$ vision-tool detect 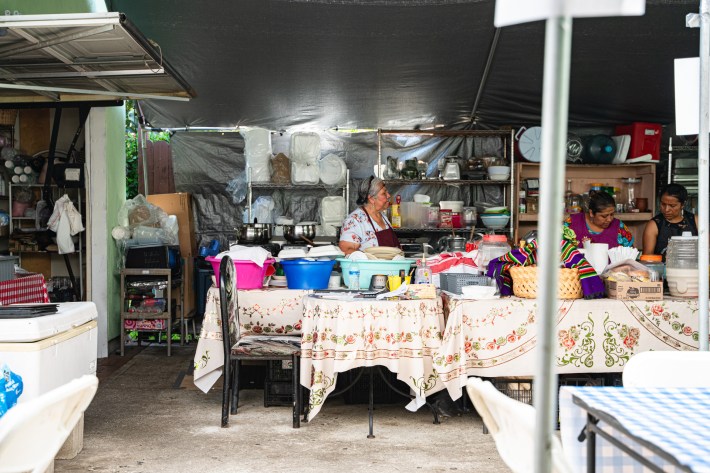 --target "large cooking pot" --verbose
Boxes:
[282,223,317,244]
[437,235,467,253]
[236,221,272,244]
